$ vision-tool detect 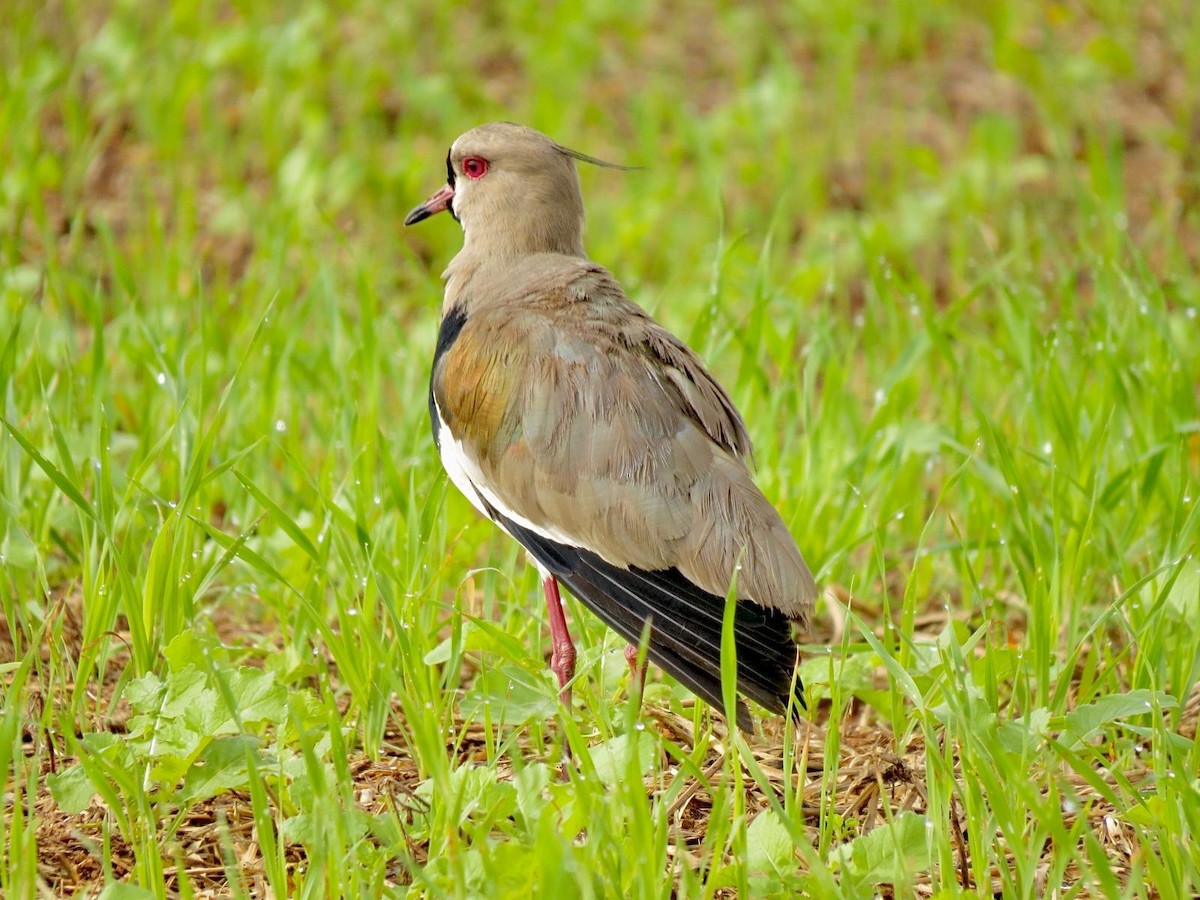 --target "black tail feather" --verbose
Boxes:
[497,515,804,731]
